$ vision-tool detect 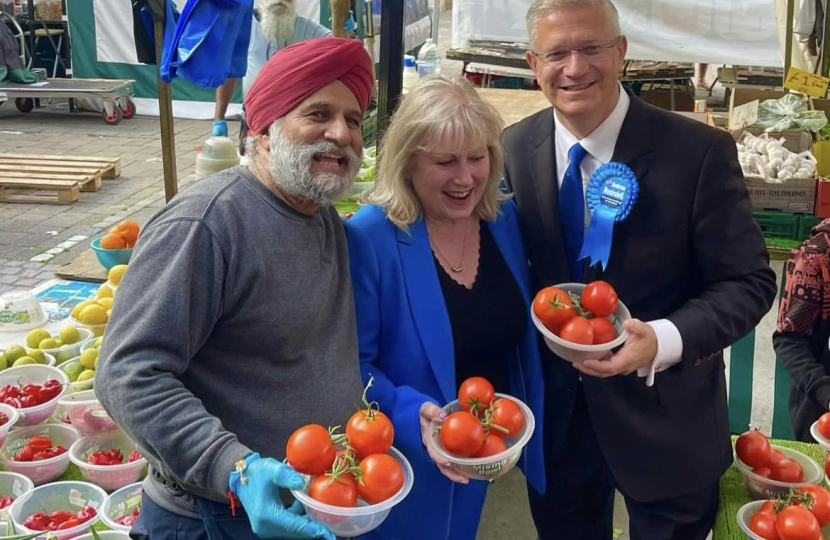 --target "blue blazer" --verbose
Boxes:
[345,200,546,540]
